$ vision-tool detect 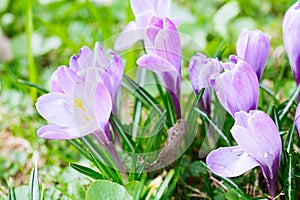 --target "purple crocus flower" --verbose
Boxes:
[207,110,282,197]
[211,55,259,118]
[283,1,300,85]
[36,42,124,168]
[236,28,270,81]
[188,53,222,115]
[294,103,300,140]
[114,0,179,51]
[137,16,182,119]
